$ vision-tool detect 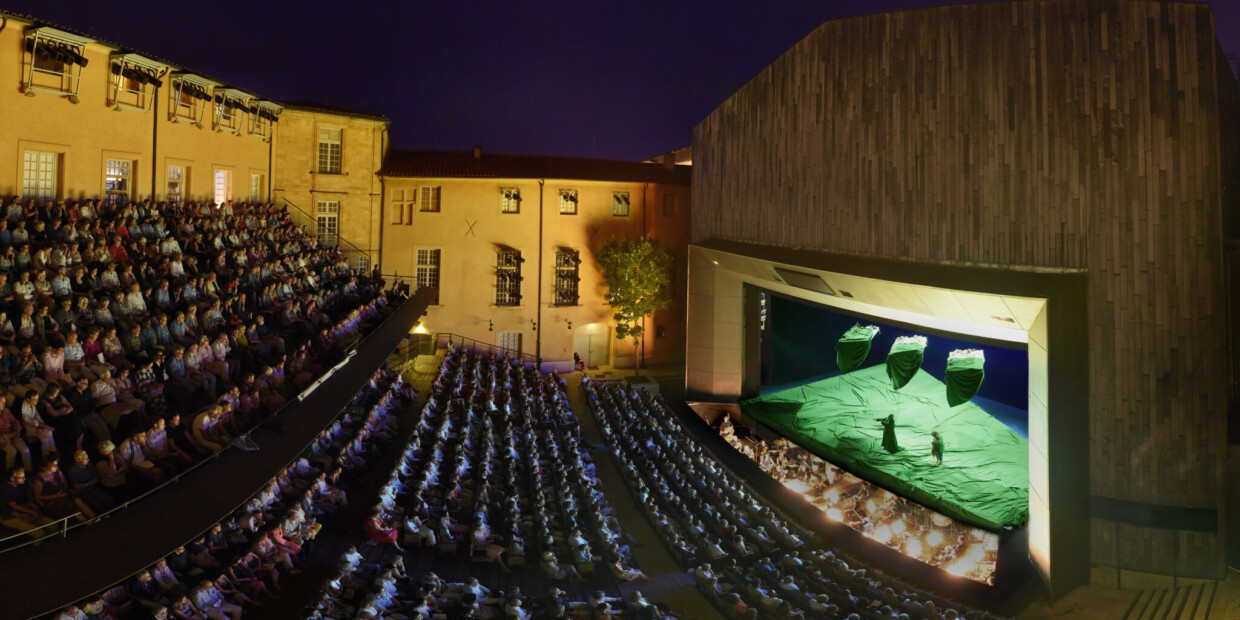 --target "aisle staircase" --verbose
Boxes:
[1121,582,1217,620]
